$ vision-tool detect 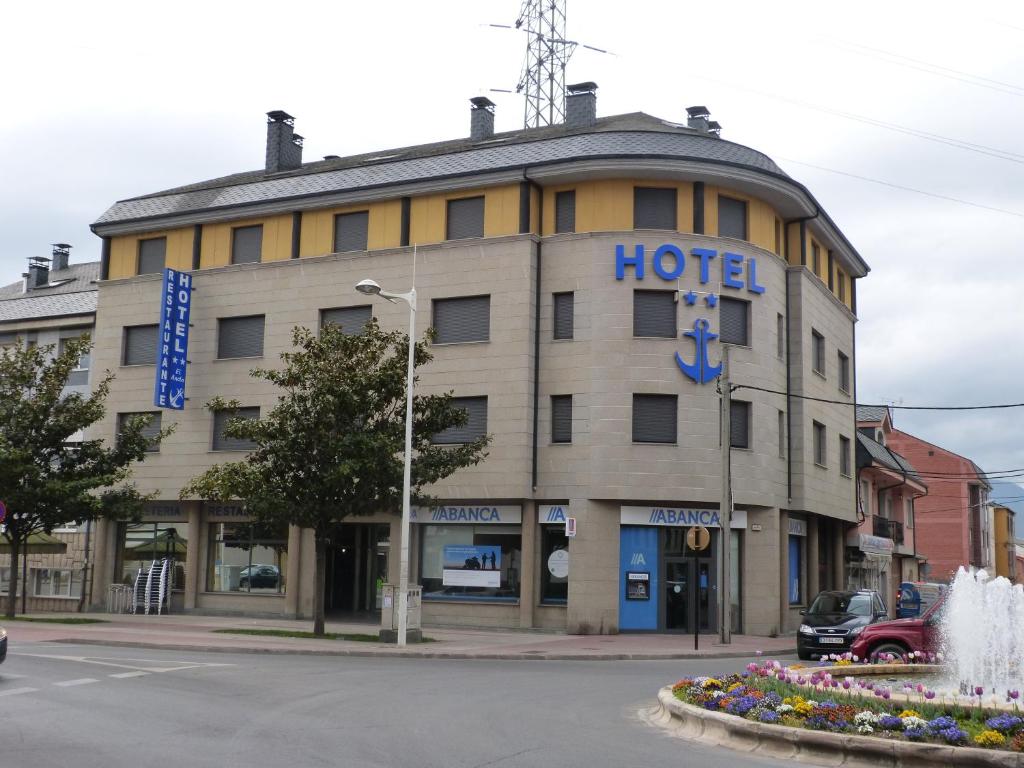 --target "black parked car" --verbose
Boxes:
[0,626,7,665]
[797,590,888,660]
[238,565,280,590]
